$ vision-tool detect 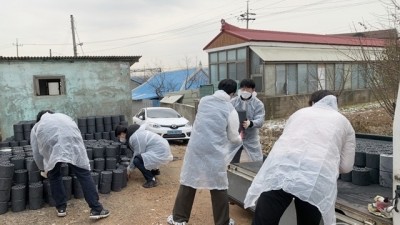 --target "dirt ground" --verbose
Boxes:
[0,103,393,225]
[0,142,253,225]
